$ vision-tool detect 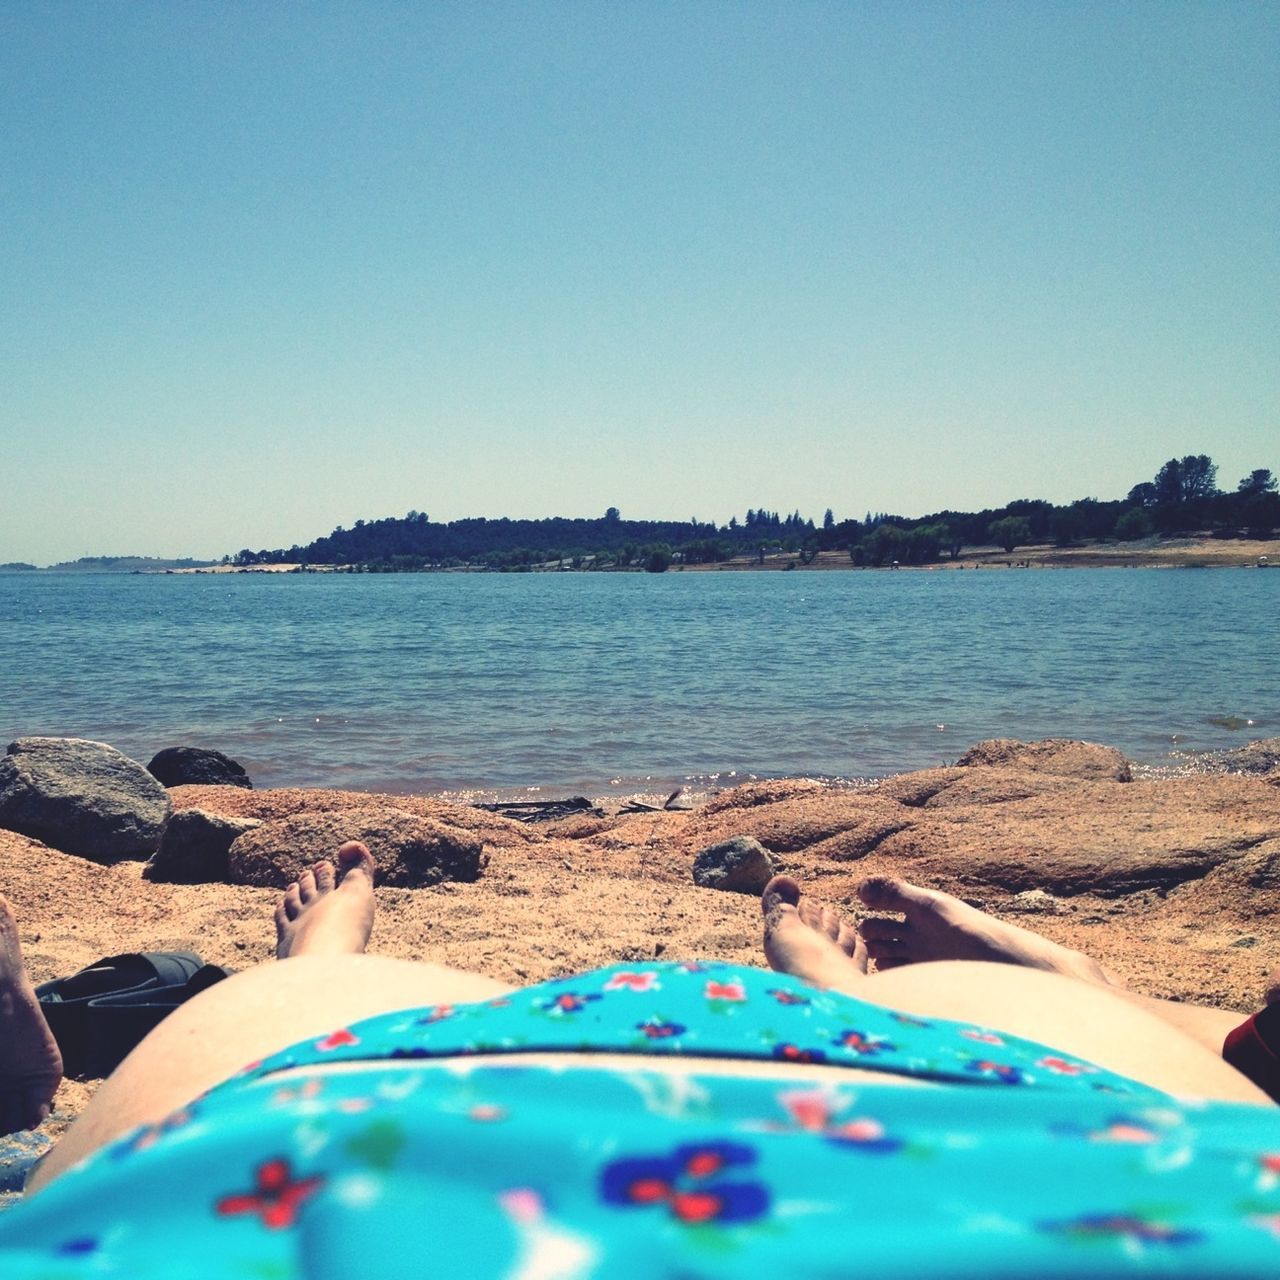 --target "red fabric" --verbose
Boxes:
[1223,1005,1280,1102]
